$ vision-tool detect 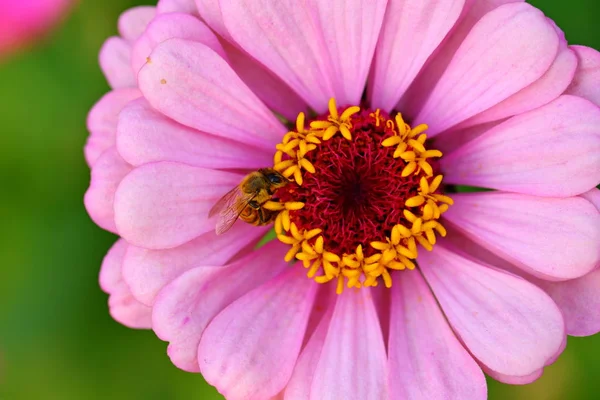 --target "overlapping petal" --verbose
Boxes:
[157,0,198,15]
[458,44,577,128]
[388,270,486,400]
[122,223,267,306]
[138,38,285,150]
[198,267,317,400]
[567,45,600,106]
[220,41,308,121]
[130,12,226,77]
[99,239,152,329]
[370,0,465,112]
[443,229,600,338]
[441,95,600,197]
[84,148,132,234]
[117,98,272,169]
[483,367,544,385]
[219,0,337,111]
[414,3,559,136]
[537,270,600,337]
[444,192,600,280]
[582,188,600,211]
[118,6,156,43]
[152,242,288,372]
[419,242,565,377]
[99,37,136,89]
[113,162,242,249]
[311,0,387,106]
[131,10,307,120]
[310,289,388,400]
[85,88,141,167]
[195,0,230,39]
[398,0,526,116]
[285,307,333,400]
